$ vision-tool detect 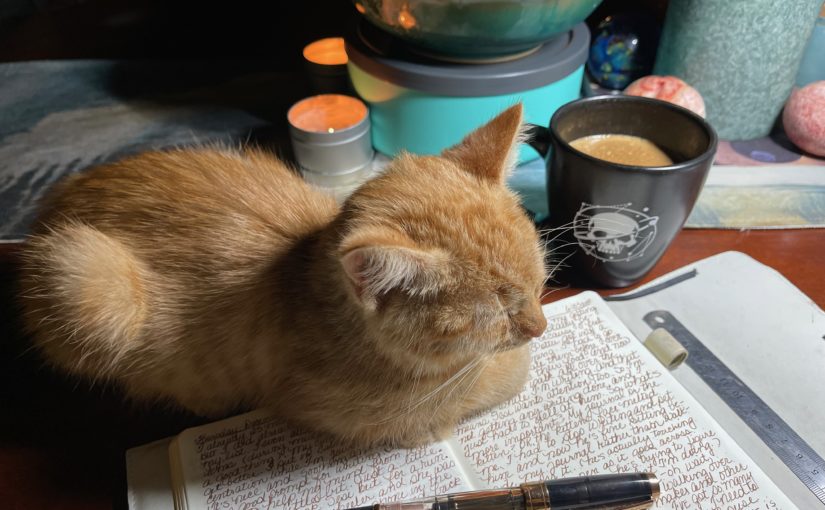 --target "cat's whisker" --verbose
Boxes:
[541,250,579,289]
[542,230,576,247]
[465,359,491,407]
[542,248,580,268]
[428,356,488,427]
[543,239,581,253]
[368,357,484,425]
[542,284,572,297]
[538,225,578,239]
[540,220,592,243]
[542,260,571,290]
[548,247,577,269]
[543,251,579,272]
[437,356,484,403]
[411,357,481,403]
[425,357,487,427]
[536,219,580,235]
[539,220,588,237]
[406,363,426,414]
[543,244,577,268]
